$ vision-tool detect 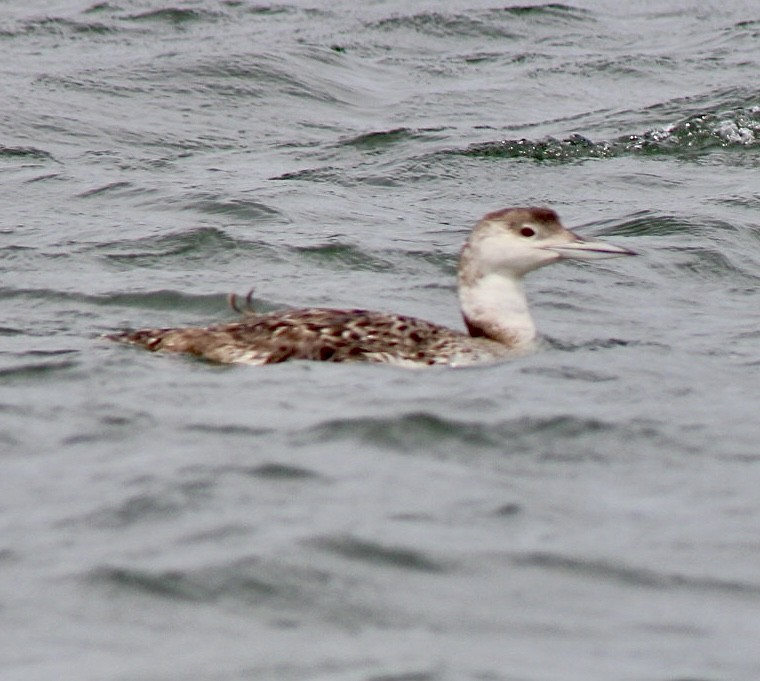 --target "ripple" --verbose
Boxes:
[292,241,396,272]
[74,470,215,530]
[494,4,590,21]
[89,557,331,606]
[0,358,78,382]
[669,246,760,282]
[310,535,448,573]
[520,365,617,382]
[91,227,281,268]
[369,673,437,681]
[0,144,56,160]
[76,180,135,198]
[180,194,284,222]
[243,463,321,481]
[338,127,445,151]
[300,412,618,455]
[185,423,274,437]
[370,12,520,40]
[0,285,278,319]
[89,493,185,529]
[598,211,693,238]
[366,5,588,41]
[124,8,222,25]
[514,551,760,596]
[269,166,345,183]
[0,16,115,38]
